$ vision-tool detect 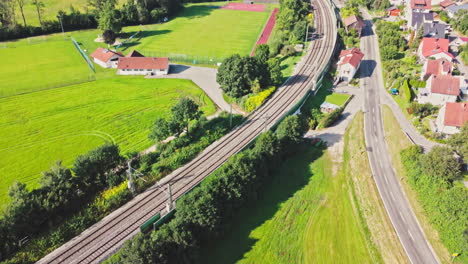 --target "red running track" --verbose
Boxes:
[250,8,279,56]
[220,3,267,12]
